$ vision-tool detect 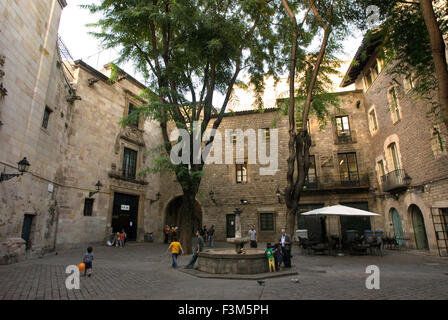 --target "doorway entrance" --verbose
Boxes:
[165,196,202,236]
[21,214,34,250]
[226,214,235,238]
[390,208,404,245]
[410,204,429,250]
[112,193,139,241]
